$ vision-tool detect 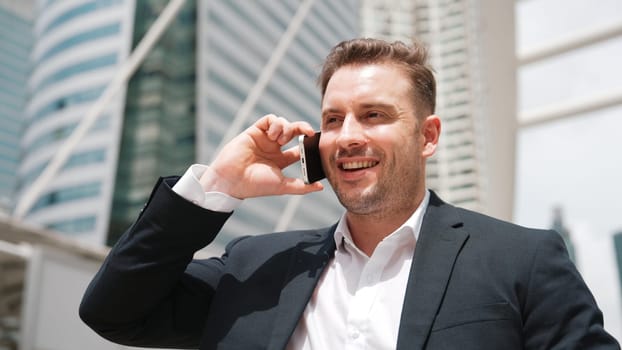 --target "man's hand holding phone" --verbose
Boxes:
[200,114,324,199]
